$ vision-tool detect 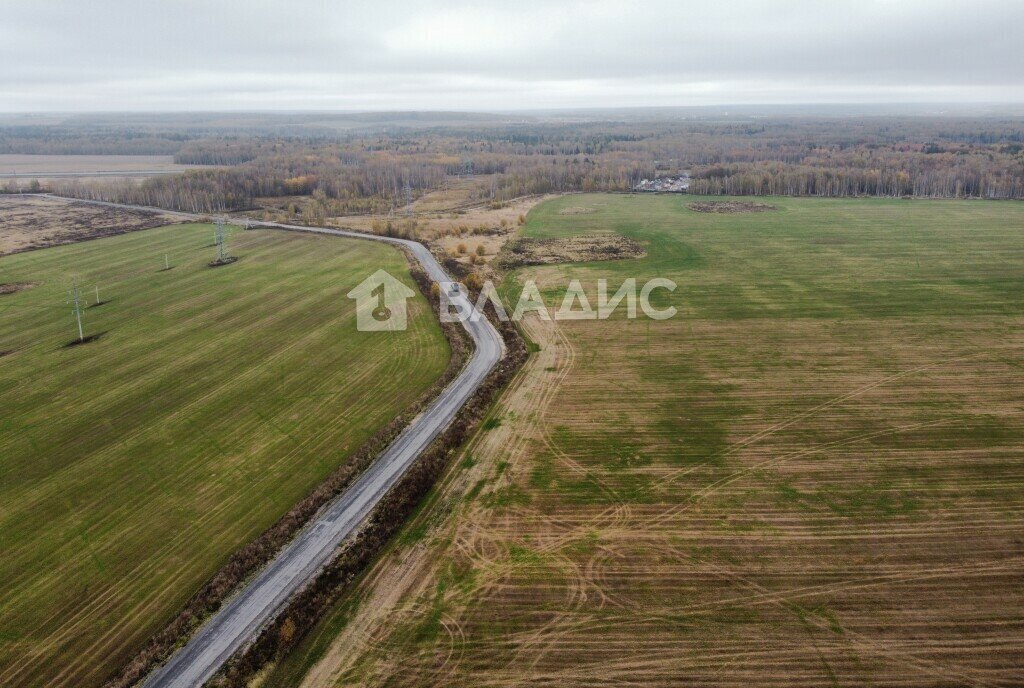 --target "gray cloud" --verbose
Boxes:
[0,0,1022,111]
